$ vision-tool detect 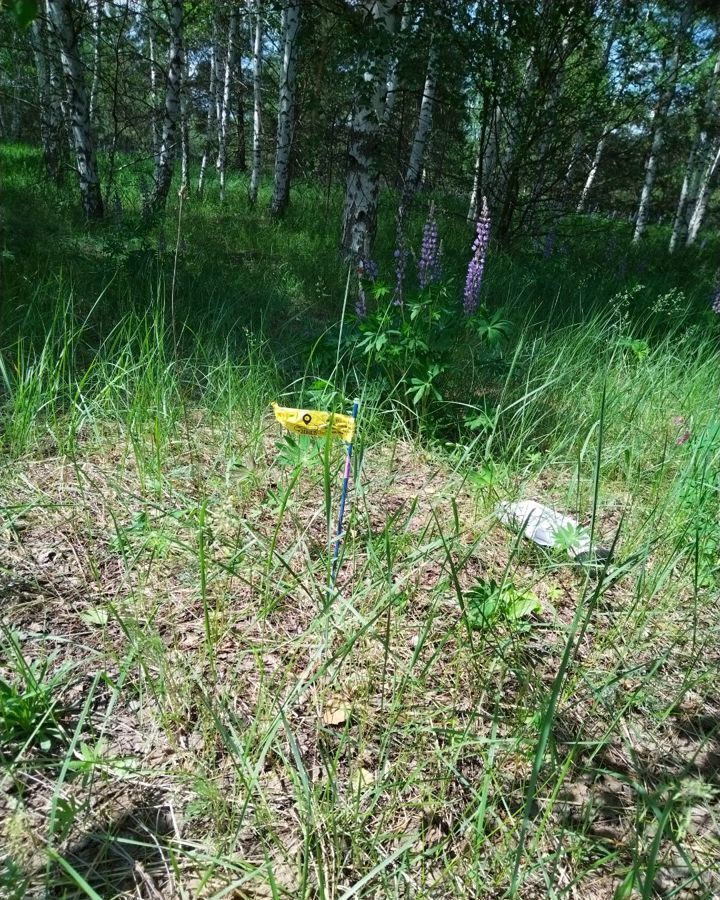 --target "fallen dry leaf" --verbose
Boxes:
[322,700,352,726]
[350,767,375,792]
